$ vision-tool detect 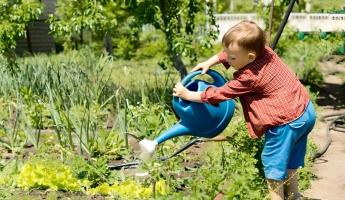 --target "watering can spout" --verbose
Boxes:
[139,123,190,155]
[155,123,191,144]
